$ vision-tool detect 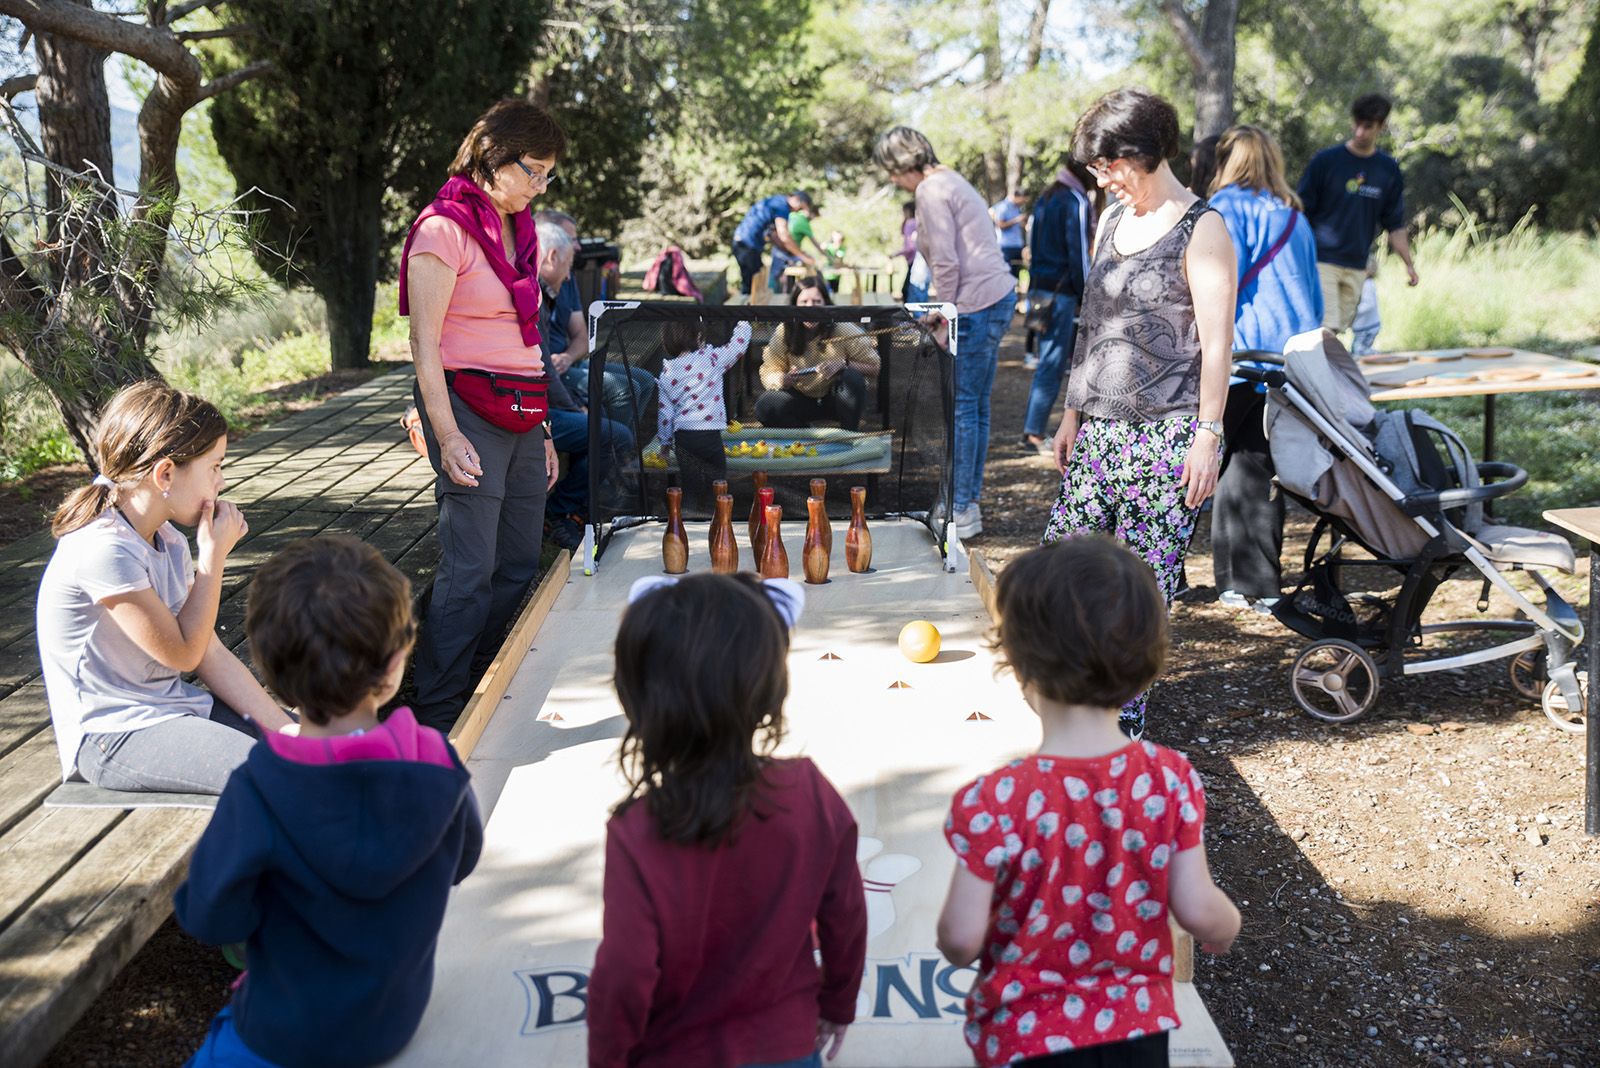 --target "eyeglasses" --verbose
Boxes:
[513,159,556,189]
[1087,159,1115,181]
